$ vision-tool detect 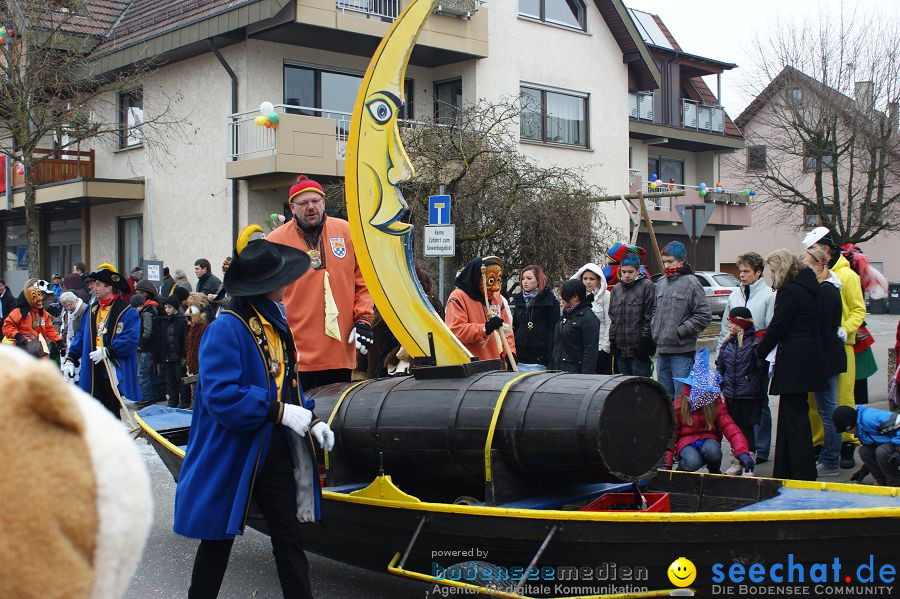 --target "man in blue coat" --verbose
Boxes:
[833,405,899,486]
[174,225,333,599]
[62,266,140,419]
